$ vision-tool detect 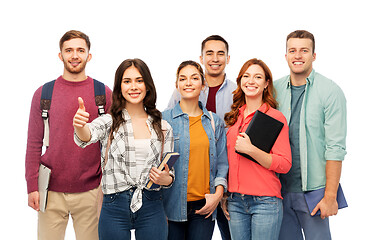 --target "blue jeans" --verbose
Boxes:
[98,188,168,240]
[227,193,283,240]
[279,192,331,240]
[216,204,232,240]
[168,199,215,240]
